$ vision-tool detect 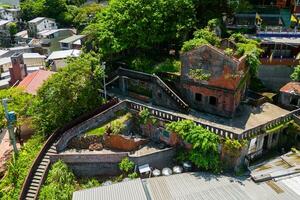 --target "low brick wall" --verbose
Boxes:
[56,101,127,152]
[104,135,148,151]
